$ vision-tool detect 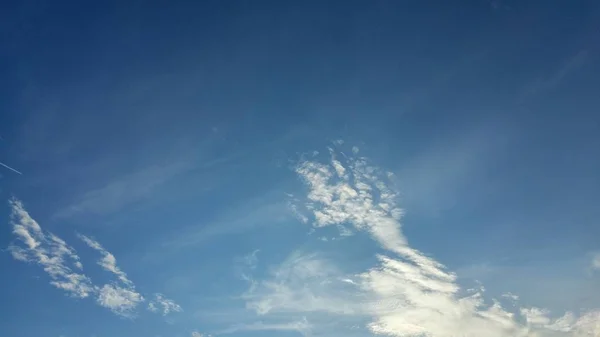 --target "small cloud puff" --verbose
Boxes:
[148,293,182,316]
[78,234,134,287]
[96,284,144,317]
